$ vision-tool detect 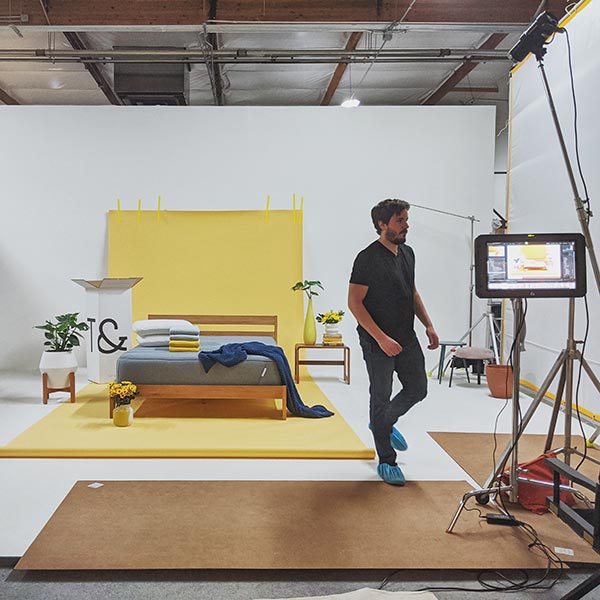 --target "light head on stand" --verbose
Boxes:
[509,12,563,62]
